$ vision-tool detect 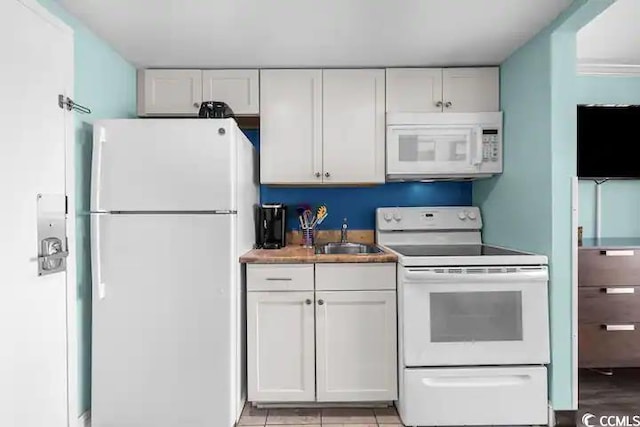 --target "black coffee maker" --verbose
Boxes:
[255,204,287,249]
